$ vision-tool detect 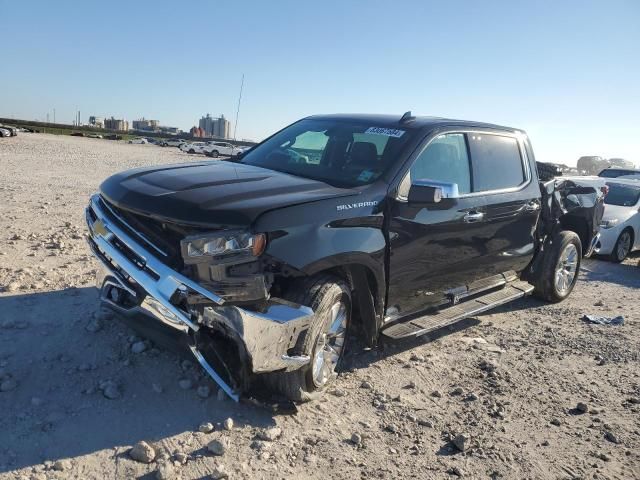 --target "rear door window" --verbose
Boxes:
[468,134,525,192]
